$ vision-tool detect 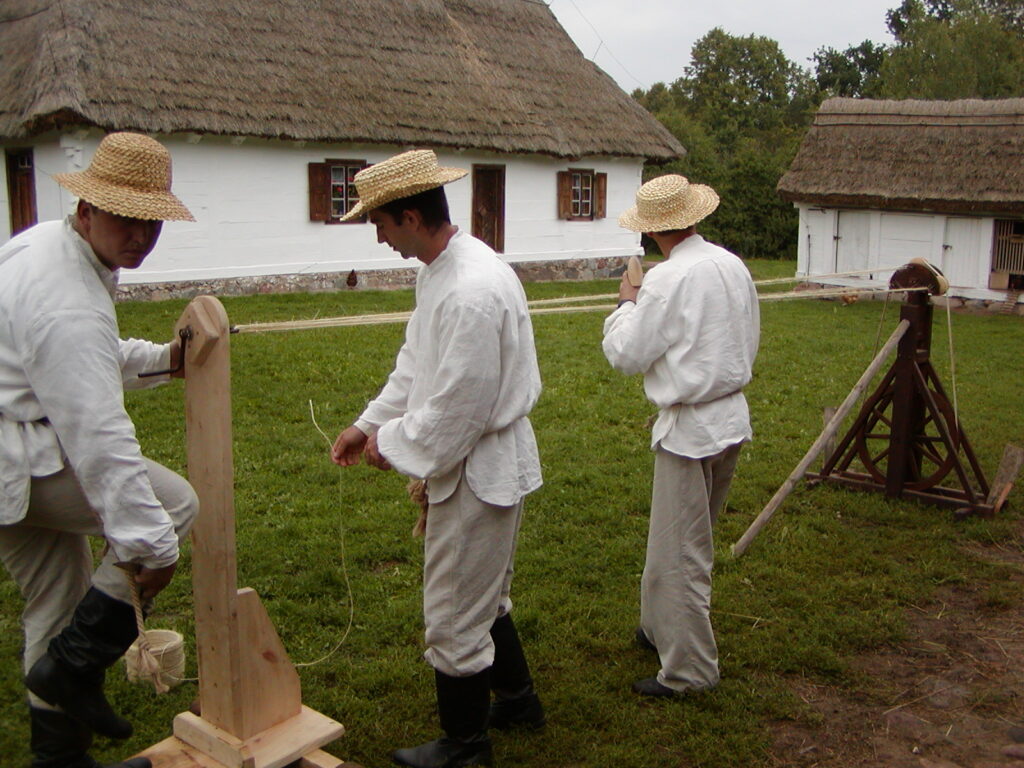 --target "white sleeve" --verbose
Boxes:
[23,309,178,567]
